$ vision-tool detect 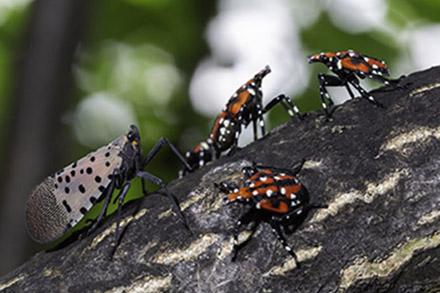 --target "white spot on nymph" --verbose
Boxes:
[250,183,255,188]
[337,60,342,70]
[223,119,230,127]
[364,57,370,62]
[260,176,268,181]
[280,173,286,176]
[259,120,265,127]
[290,194,296,199]
[256,202,261,209]
[248,88,256,95]
[199,160,204,167]
[280,187,286,195]
[252,190,259,196]
[372,64,378,69]
[220,127,227,135]
[285,246,291,251]
[200,142,209,150]
[233,188,239,193]
[266,190,273,197]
